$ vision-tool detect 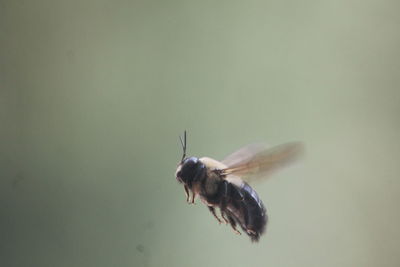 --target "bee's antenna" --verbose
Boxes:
[179,130,187,162]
